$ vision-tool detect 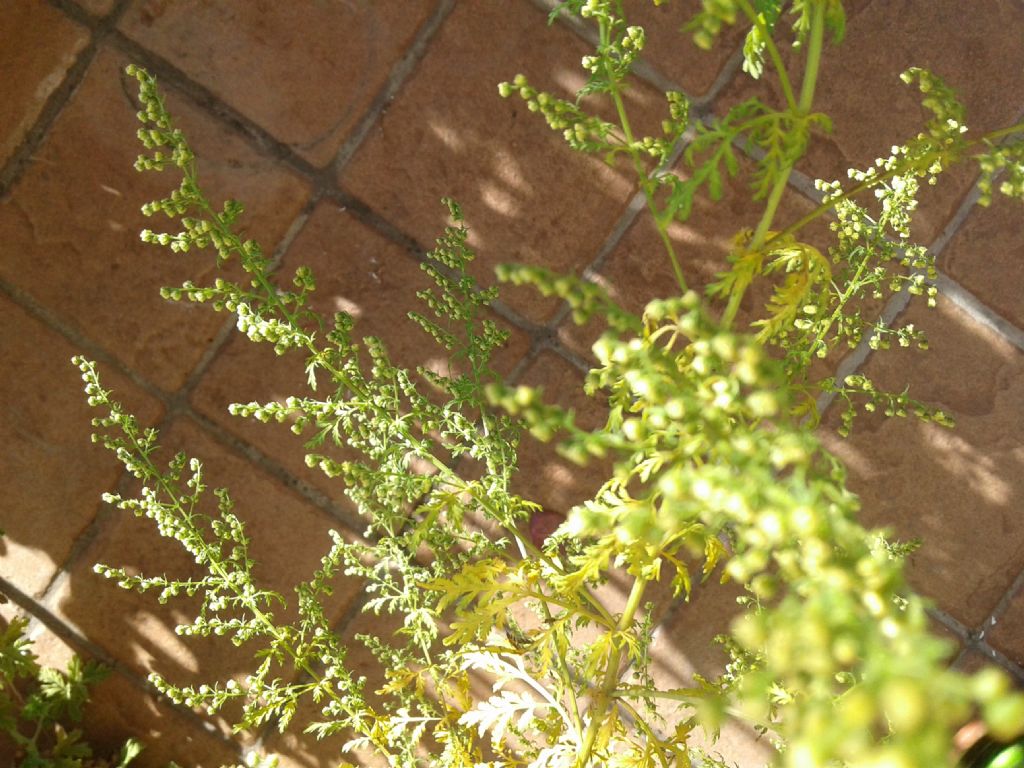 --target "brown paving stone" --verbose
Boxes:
[50,418,364,732]
[646,577,746,694]
[191,199,531,502]
[0,603,26,628]
[547,0,745,99]
[0,48,311,392]
[929,615,966,661]
[341,0,665,325]
[942,194,1024,330]
[0,296,162,600]
[510,351,681,629]
[119,0,438,168]
[820,299,1024,628]
[0,1,88,168]
[718,0,1024,244]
